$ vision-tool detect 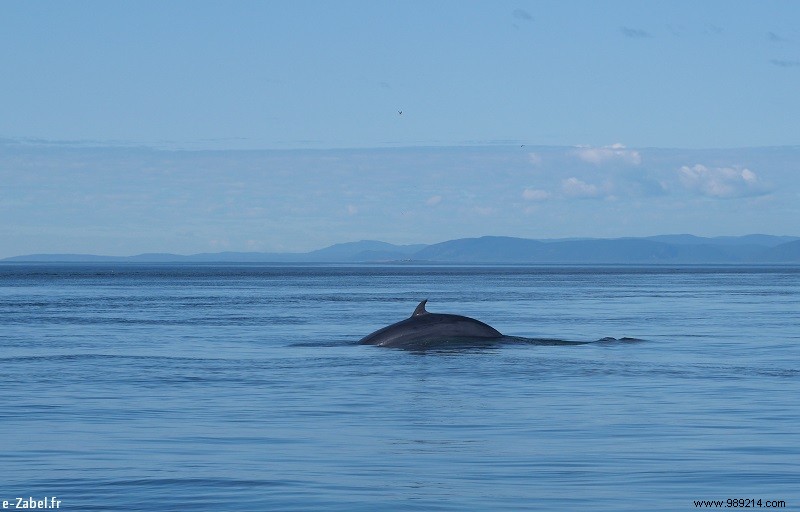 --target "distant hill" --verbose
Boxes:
[761,239,800,262]
[414,236,799,264]
[302,240,426,262]
[3,235,799,264]
[643,234,798,247]
[413,236,546,262]
[1,253,124,262]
